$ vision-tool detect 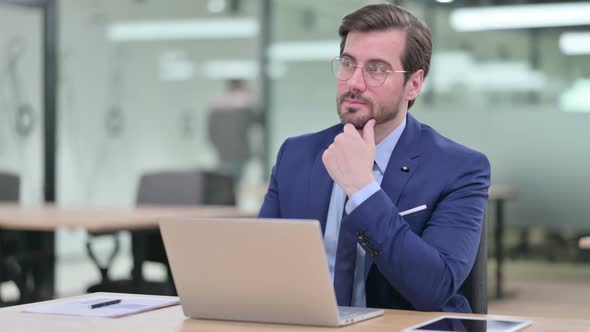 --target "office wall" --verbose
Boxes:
[416,111,590,230]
